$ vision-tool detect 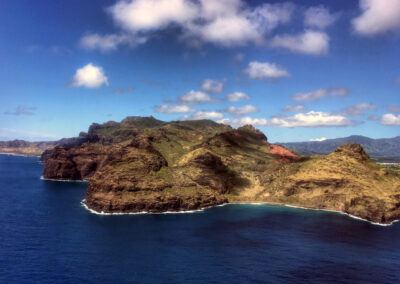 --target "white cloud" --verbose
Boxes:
[218,111,353,128]
[309,137,327,142]
[270,30,329,56]
[380,113,400,126]
[304,6,338,29]
[283,104,306,112]
[190,14,262,46]
[226,92,250,102]
[105,0,294,48]
[292,89,326,102]
[109,0,198,32]
[79,33,147,52]
[155,105,195,113]
[244,61,290,81]
[181,110,224,120]
[199,0,243,19]
[201,79,224,93]
[345,103,377,116]
[292,87,349,101]
[269,111,353,127]
[184,2,295,46]
[178,90,213,105]
[218,117,268,127]
[249,2,294,32]
[69,63,109,88]
[224,105,259,116]
[352,0,400,36]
